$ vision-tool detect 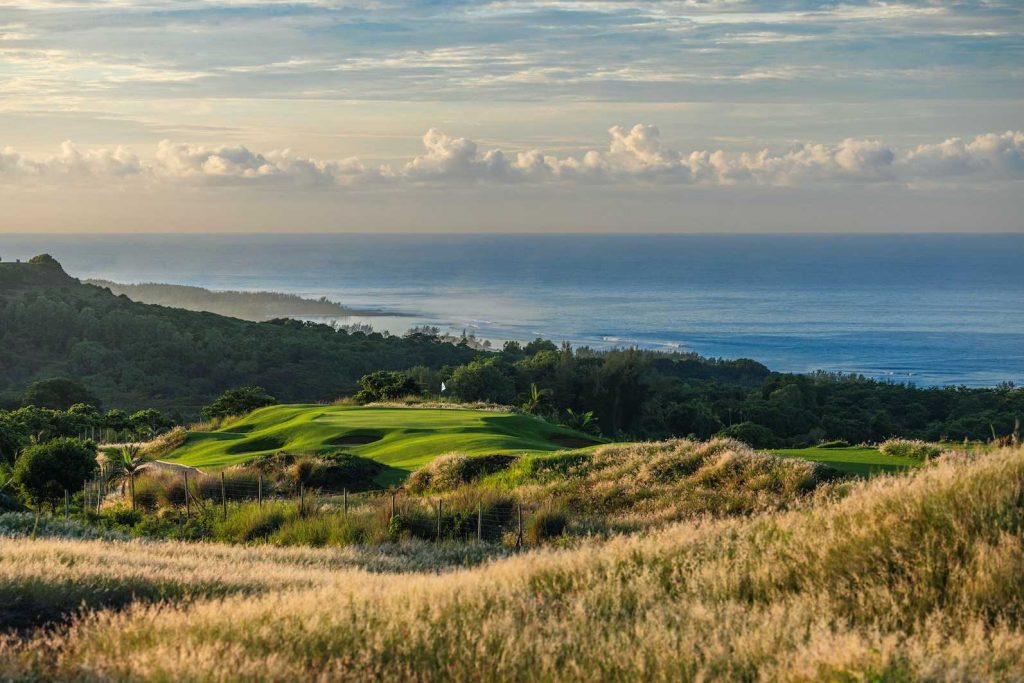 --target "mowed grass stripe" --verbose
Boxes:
[768,446,921,476]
